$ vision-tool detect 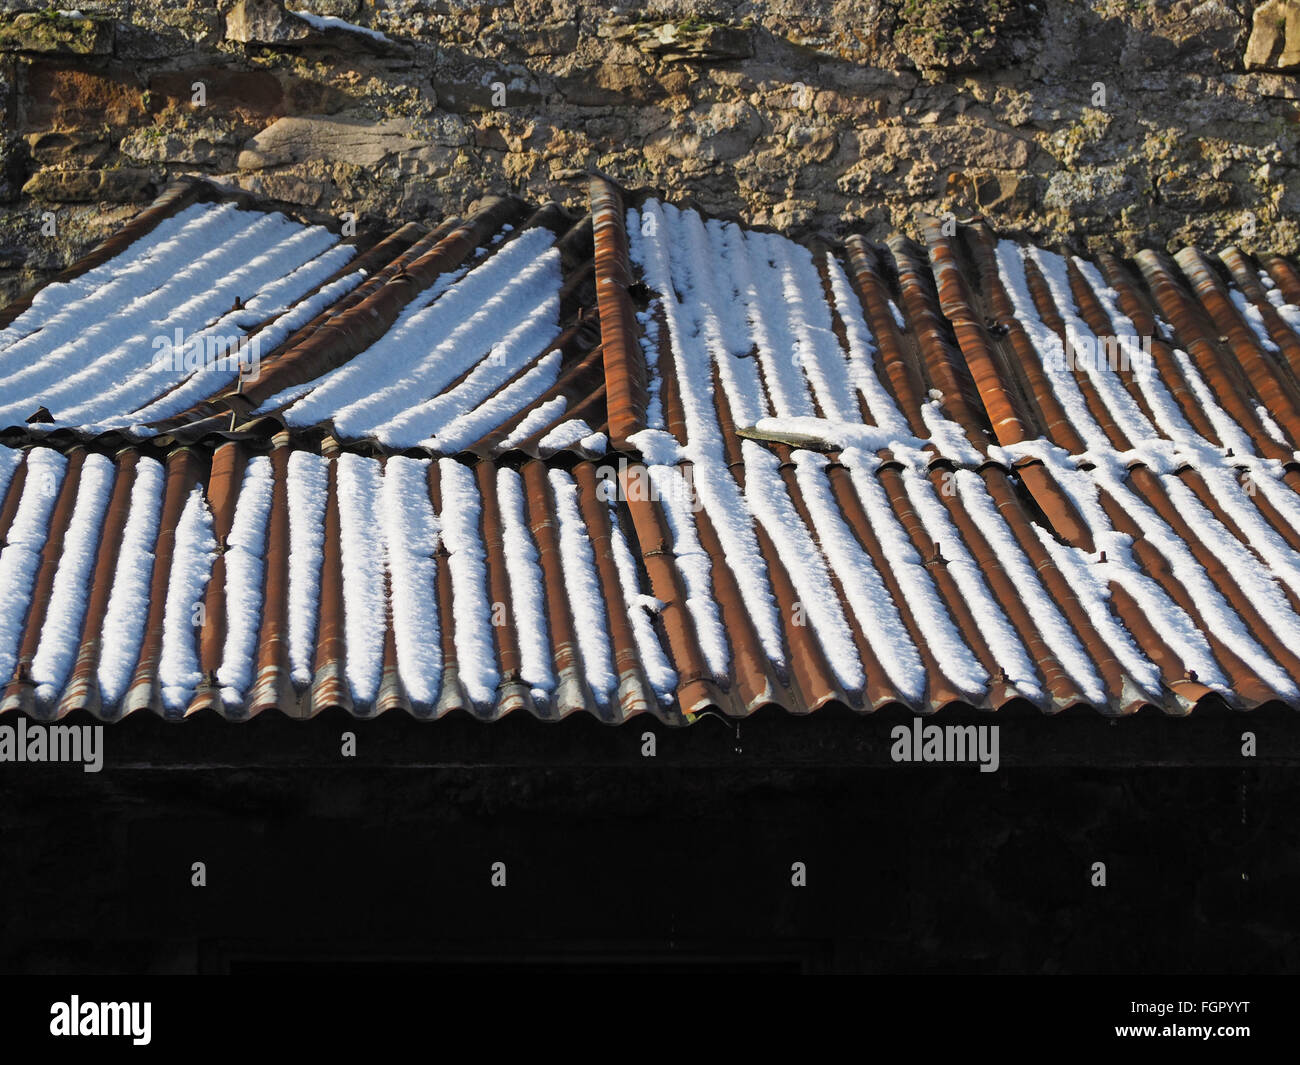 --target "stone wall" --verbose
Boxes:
[1,0,1298,301]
